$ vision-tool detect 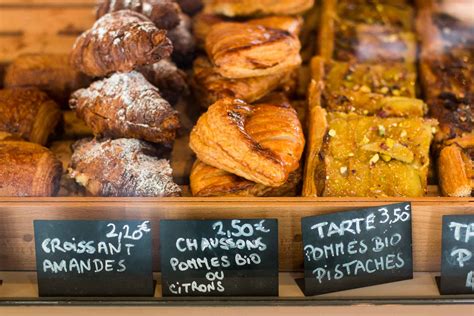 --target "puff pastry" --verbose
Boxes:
[69,138,181,197]
[71,10,173,77]
[303,107,437,197]
[205,22,301,79]
[190,159,301,197]
[192,56,294,107]
[190,97,305,187]
[69,71,180,144]
[4,53,90,106]
[139,59,189,105]
[96,0,182,30]
[203,0,314,17]
[0,141,62,197]
[0,88,61,145]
